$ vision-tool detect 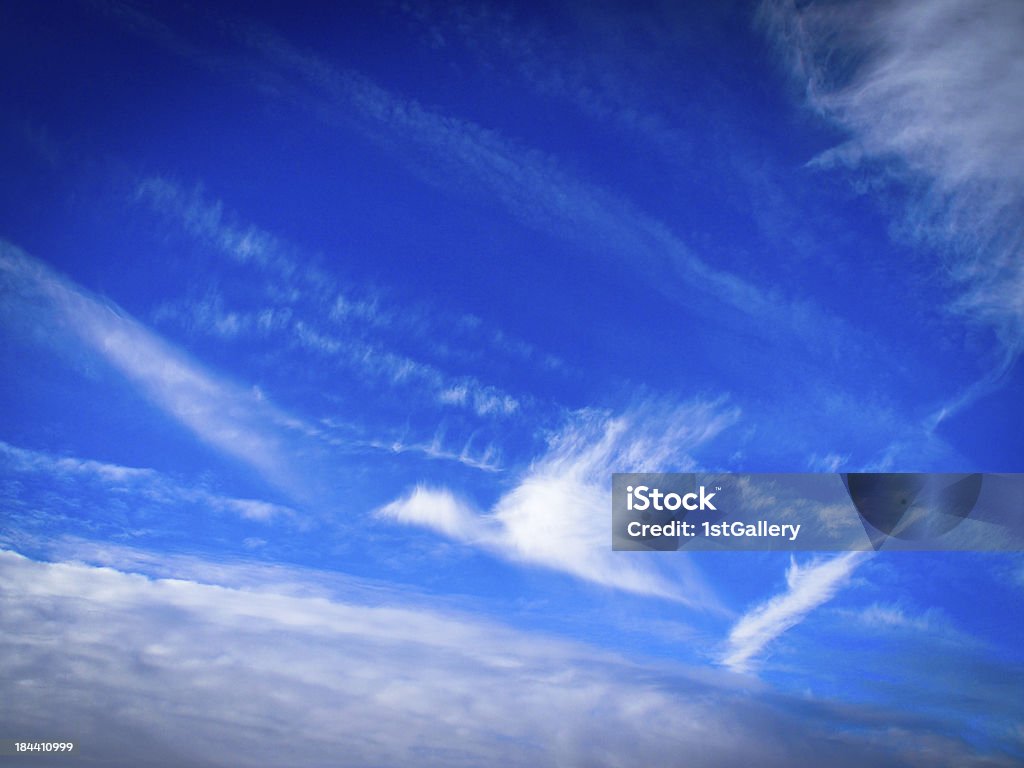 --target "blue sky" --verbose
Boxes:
[1,0,1022,765]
